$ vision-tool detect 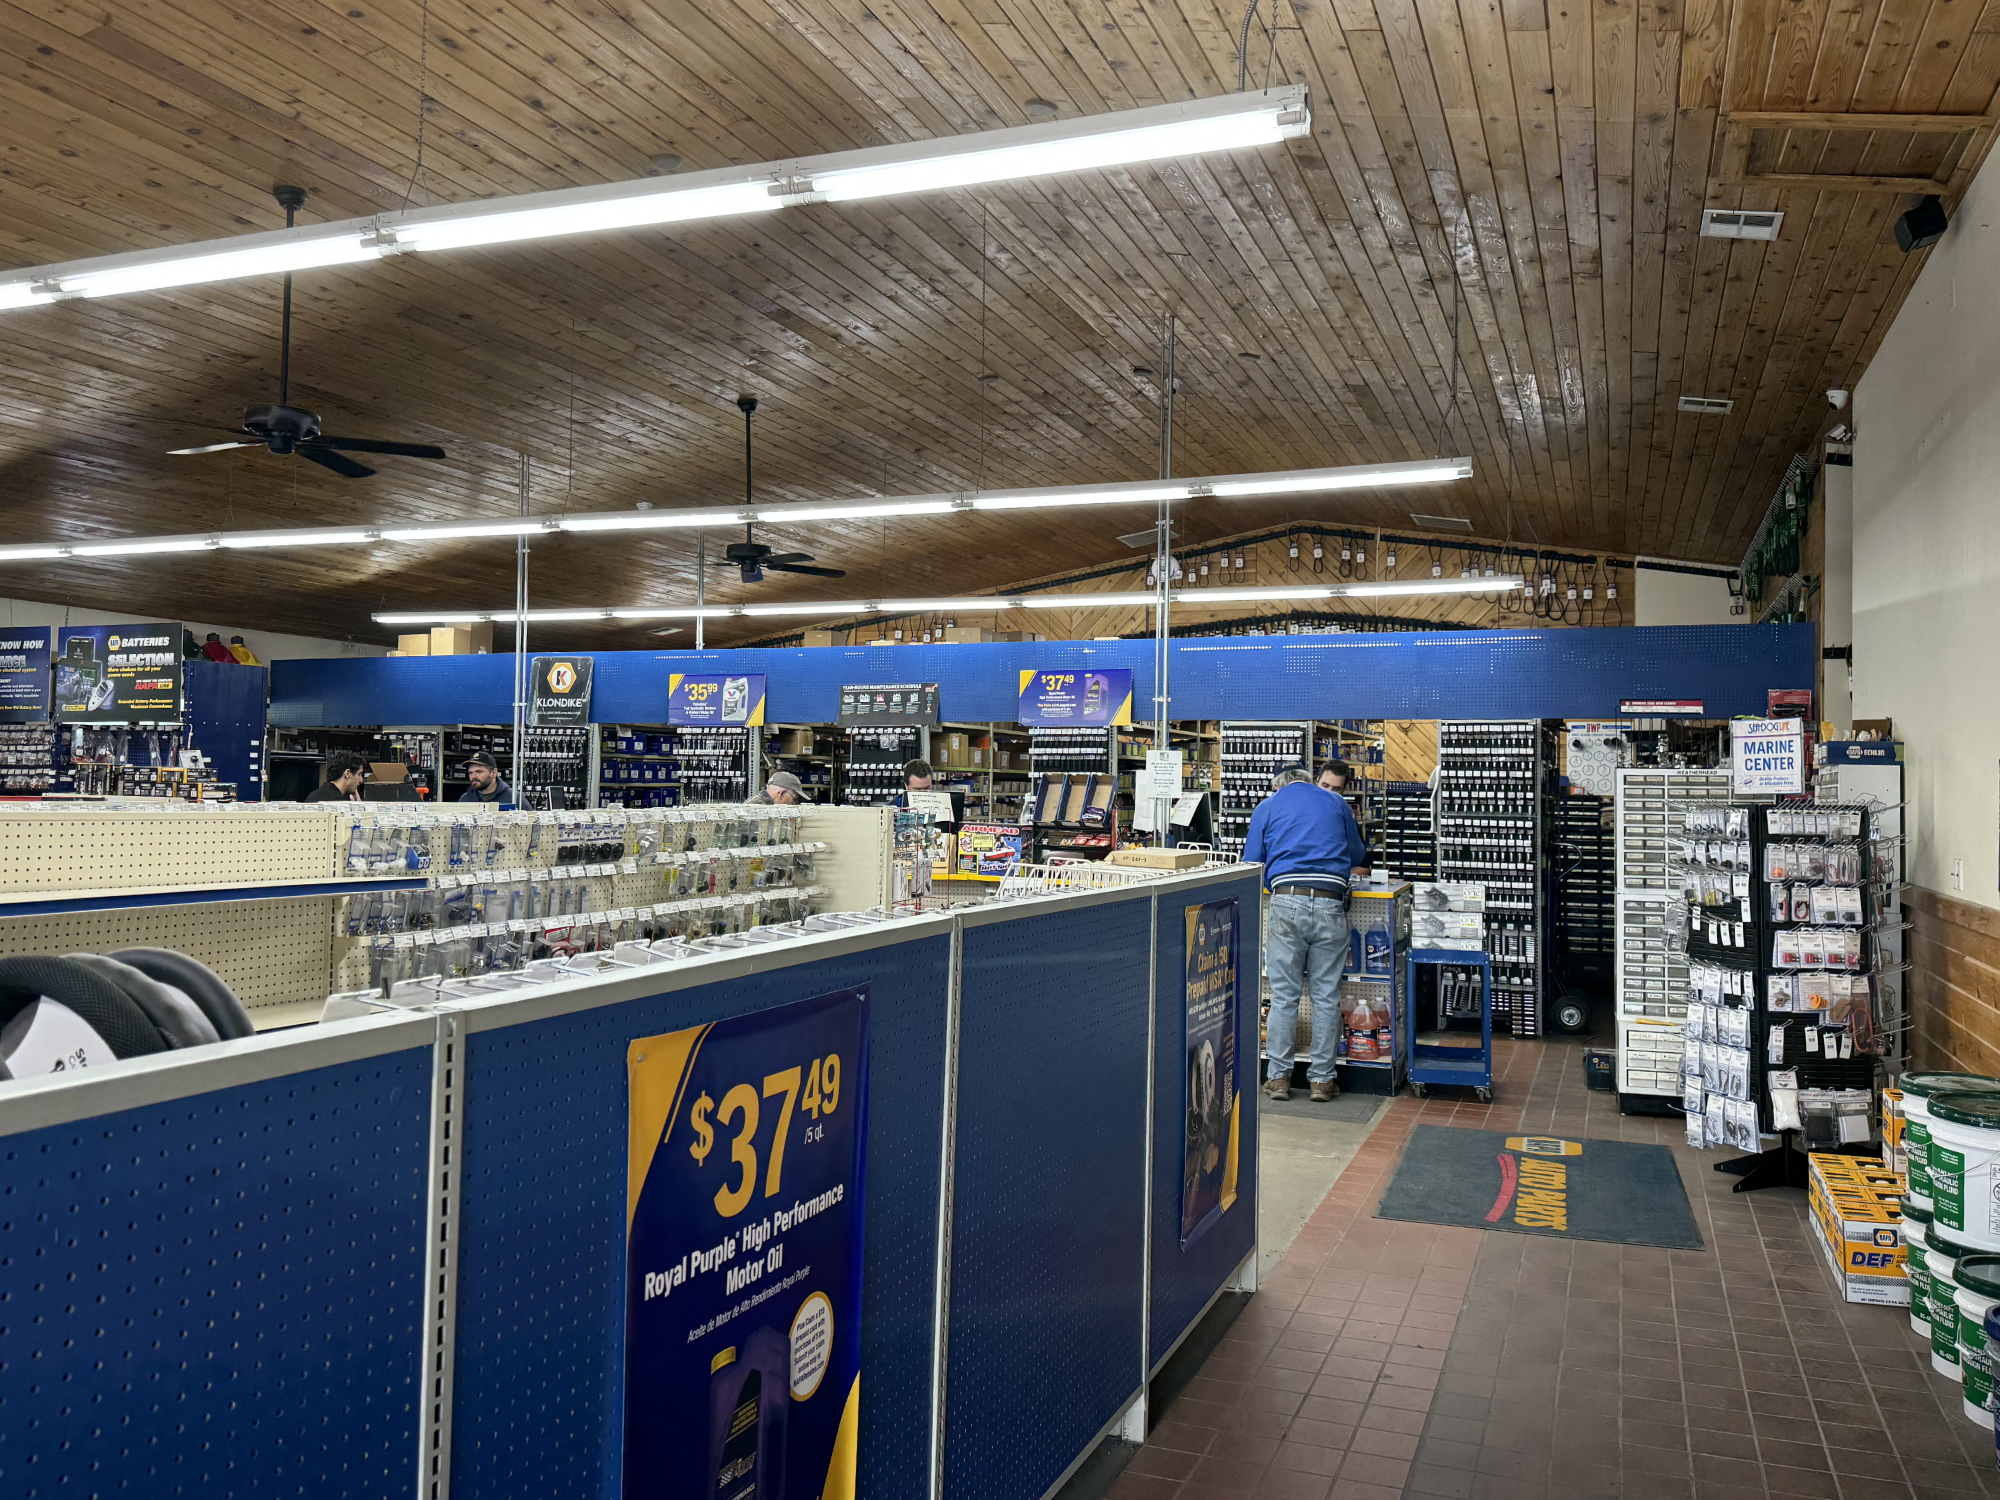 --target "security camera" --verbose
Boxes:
[1827,389,1849,410]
